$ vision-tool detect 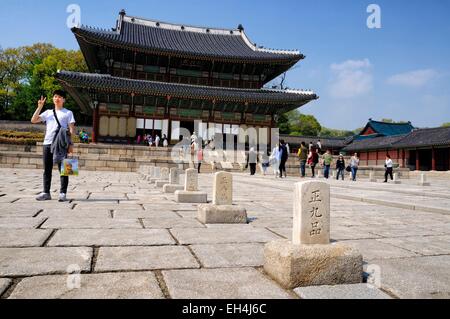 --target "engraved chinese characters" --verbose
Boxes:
[161,168,169,180]
[170,168,180,185]
[293,181,330,245]
[185,169,198,191]
[213,172,232,205]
